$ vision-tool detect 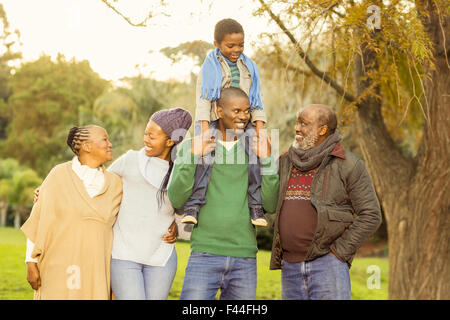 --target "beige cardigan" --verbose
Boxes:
[21,161,123,300]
